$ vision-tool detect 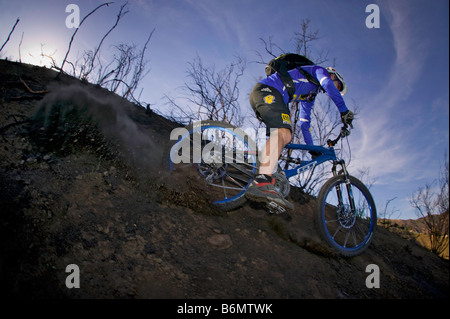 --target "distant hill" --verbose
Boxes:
[380,215,449,260]
[388,218,429,233]
[0,59,448,299]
